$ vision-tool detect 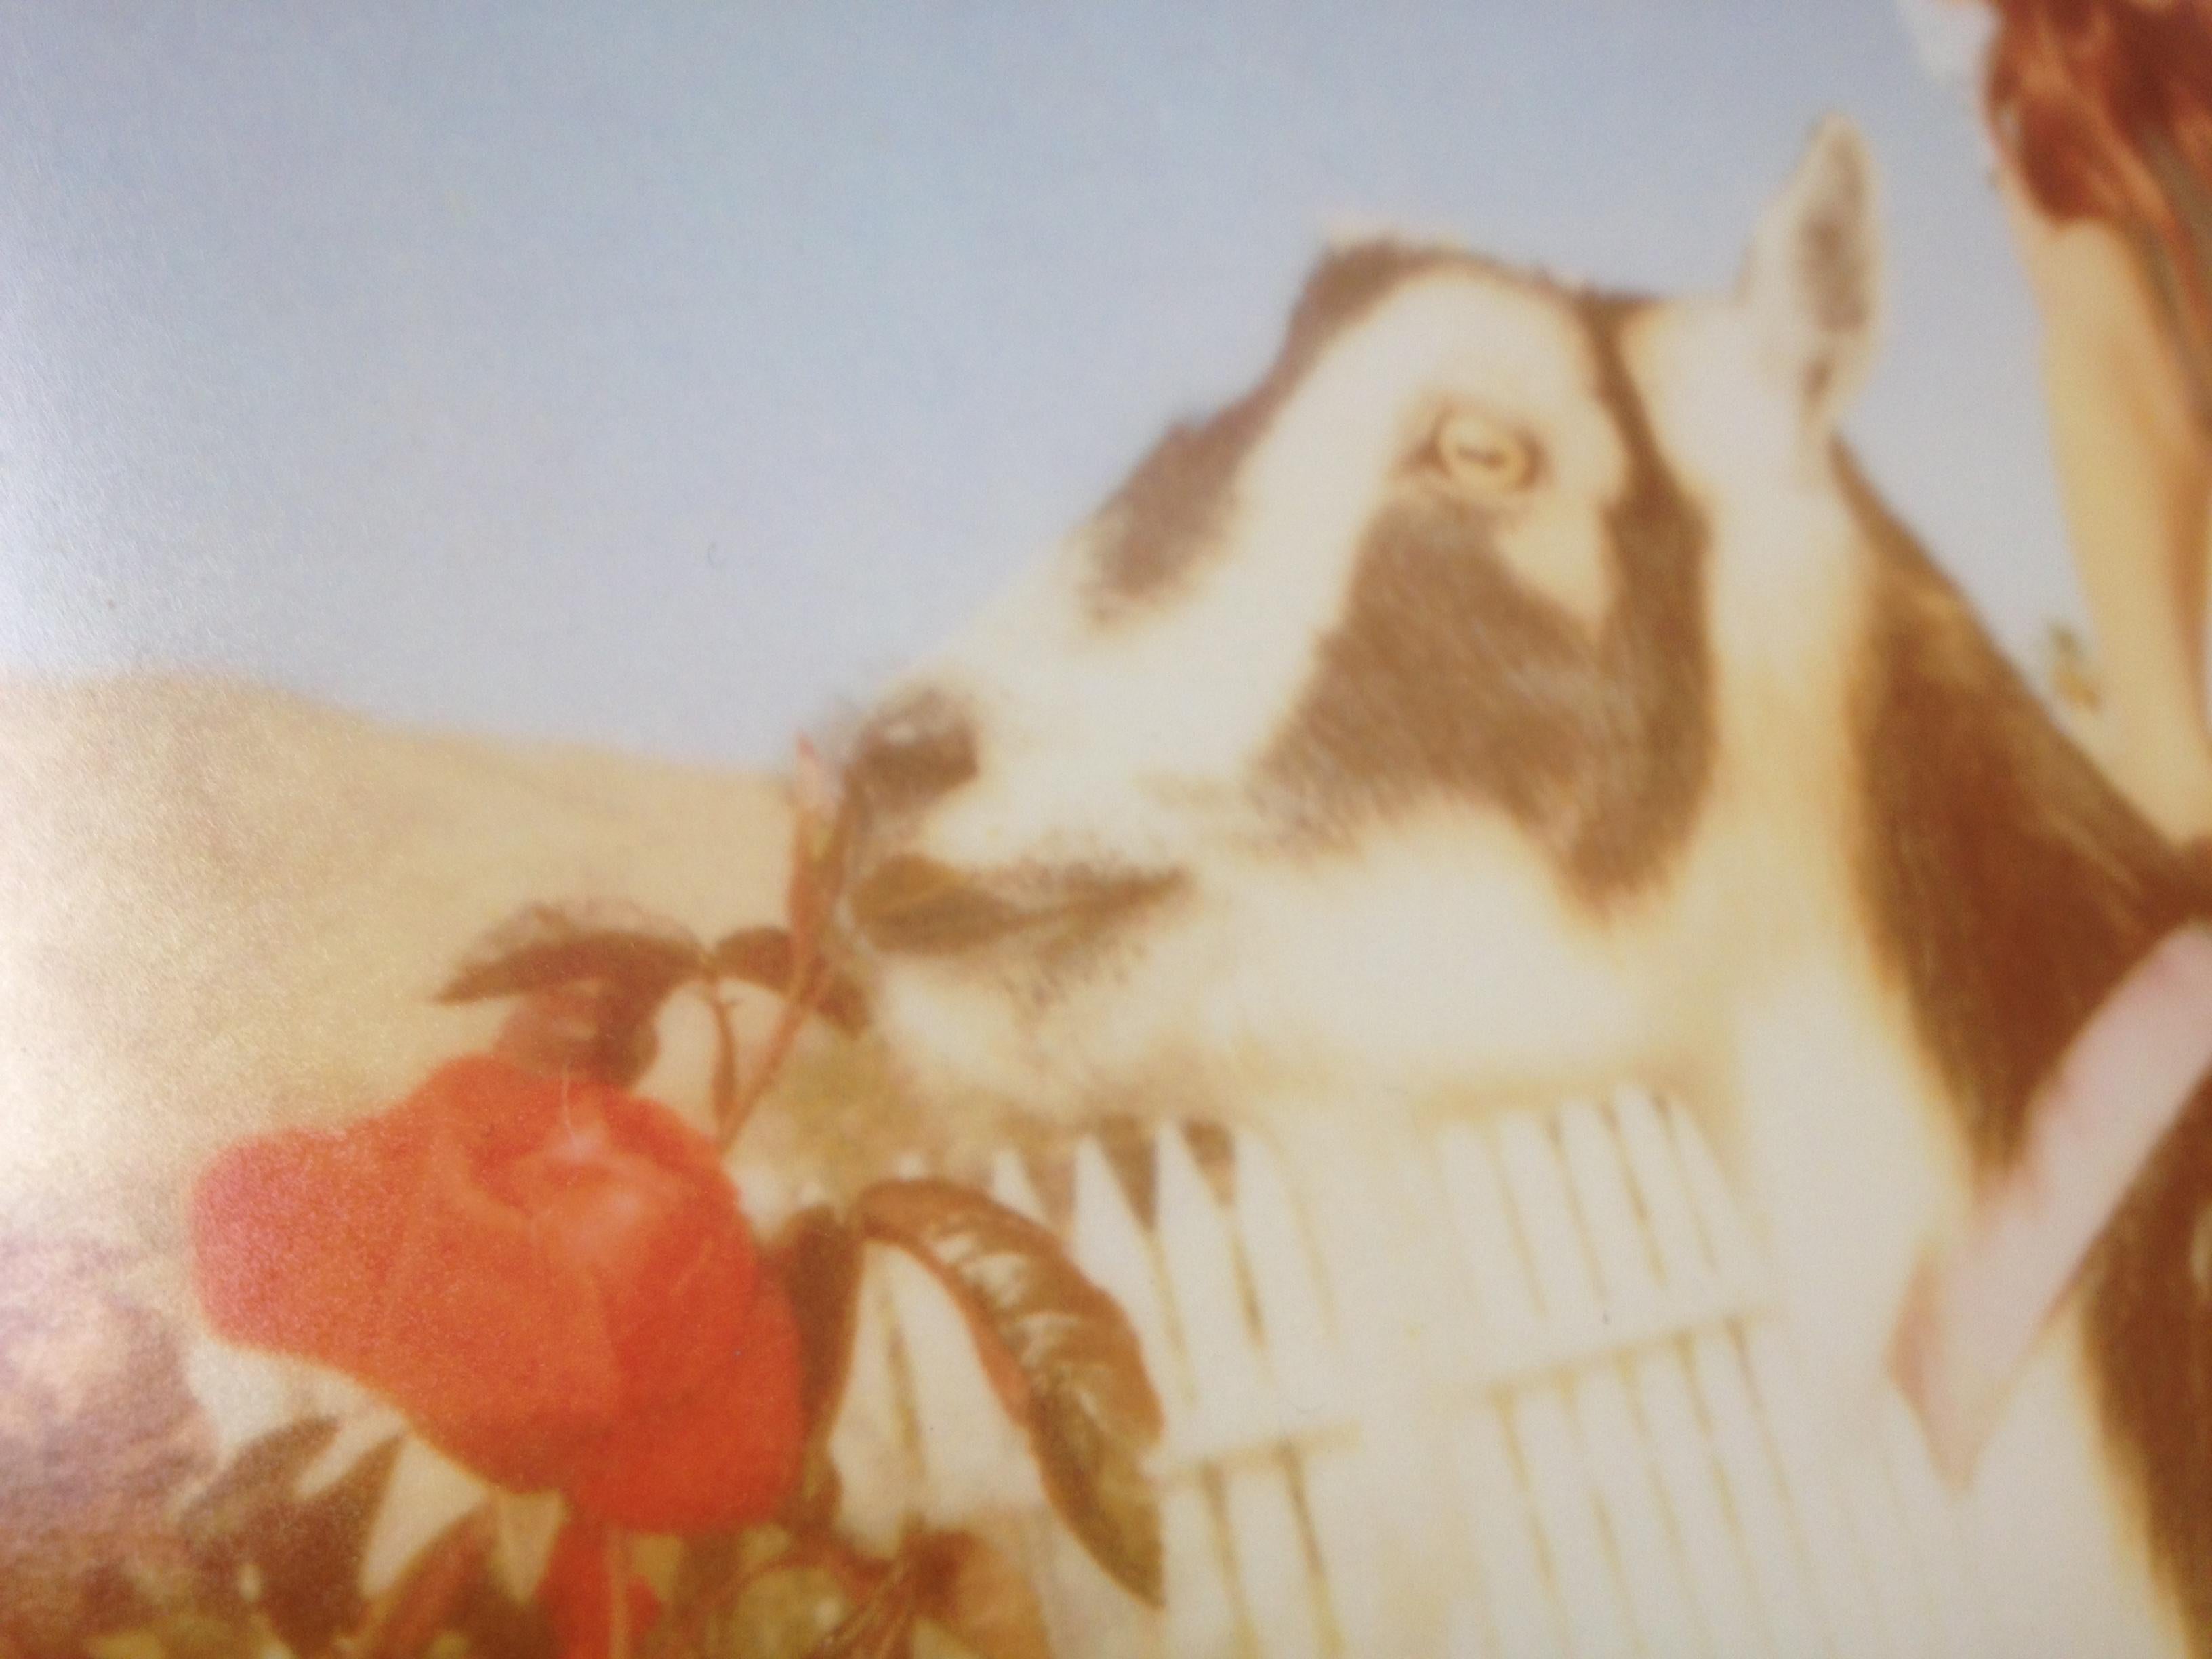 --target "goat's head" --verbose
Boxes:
[838,119,1885,1121]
